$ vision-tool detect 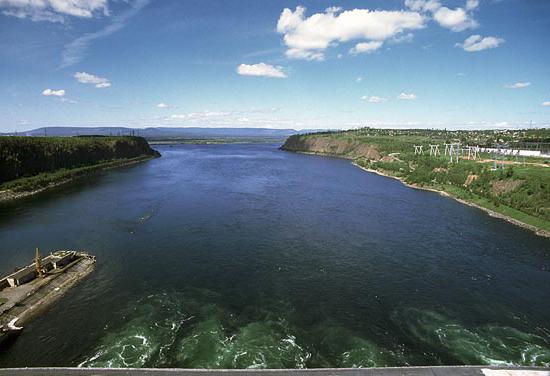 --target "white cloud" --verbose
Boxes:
[286,48,325,61]
[362,95,387,103]
[157,103,170,108]
[405,0,478,32]
[398,92,417,100]
[404,0,441,13]
[390,32,414,44]
[433,6,477,31]
[542,101,550,107]
[456,35,504,52]
[0,0,108,22]
[170,111,232,121]
[237,63,287,78]
[504,82,531,89]
[466,0,479,11]
[42,88,65,97]
[74,71,111,88]
[61,0,149,68]
[350,41,383,55]
[356,77,363,83]
[277,6,424,61]
[59,97,77,104]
